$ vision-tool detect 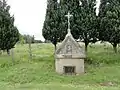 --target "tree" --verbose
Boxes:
[31,35,35,43]
[73,0,99,53]
[22,34,35,44]
[43,0,84,50]
[19,34,25,45]
[60,0,99,53]
[99,0,120,53]
[43,0,63,50]
[60,0,80,39]
[43,0,98,54]
[0,0,19,54]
